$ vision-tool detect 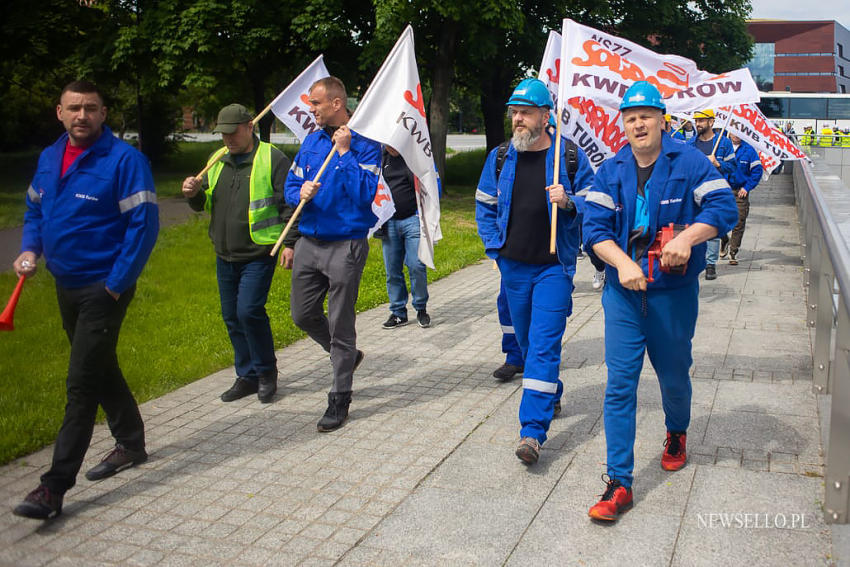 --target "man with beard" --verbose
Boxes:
[583,81,737,521]
[688,109,735,280]
[476,78,594,465]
